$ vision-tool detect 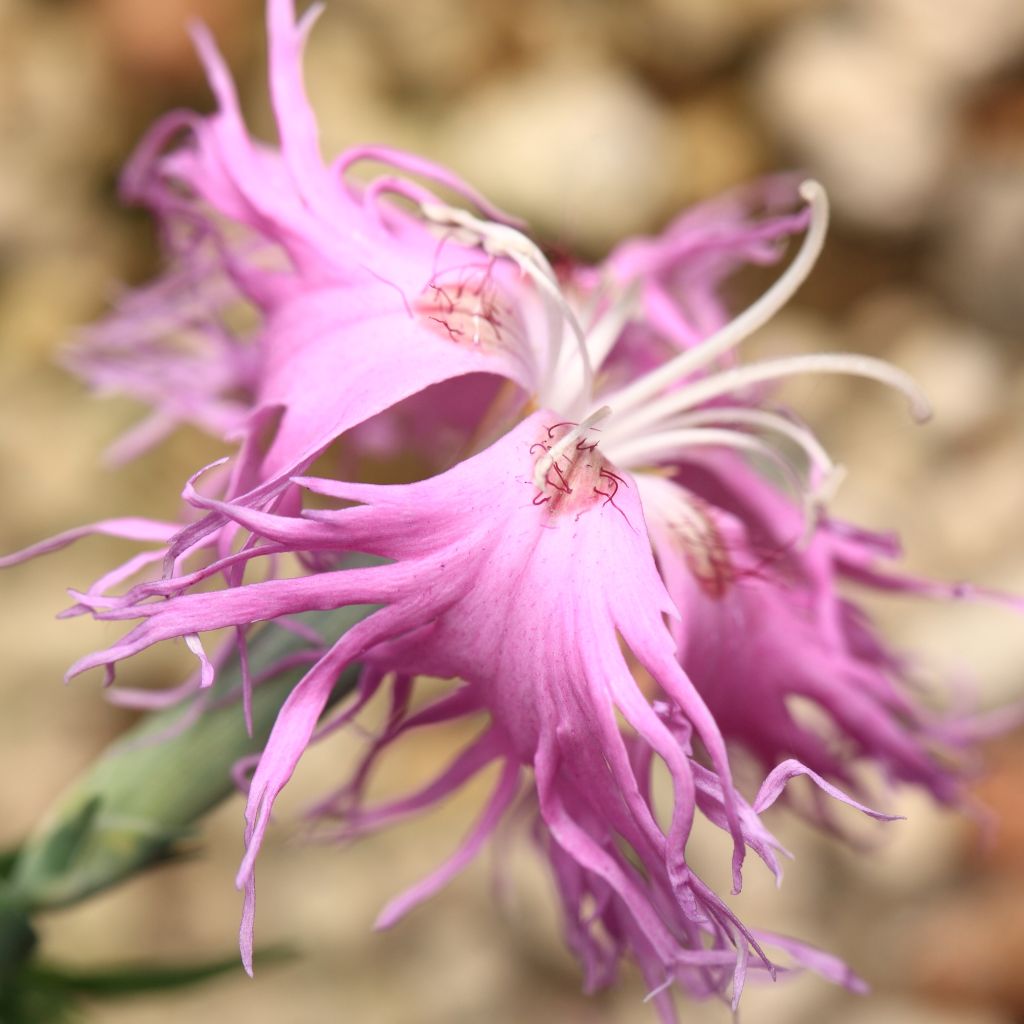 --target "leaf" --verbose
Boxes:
[0,847,22,882]
[28,946,296,998]
[0,979,80,1024]
[0,905,37,976]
